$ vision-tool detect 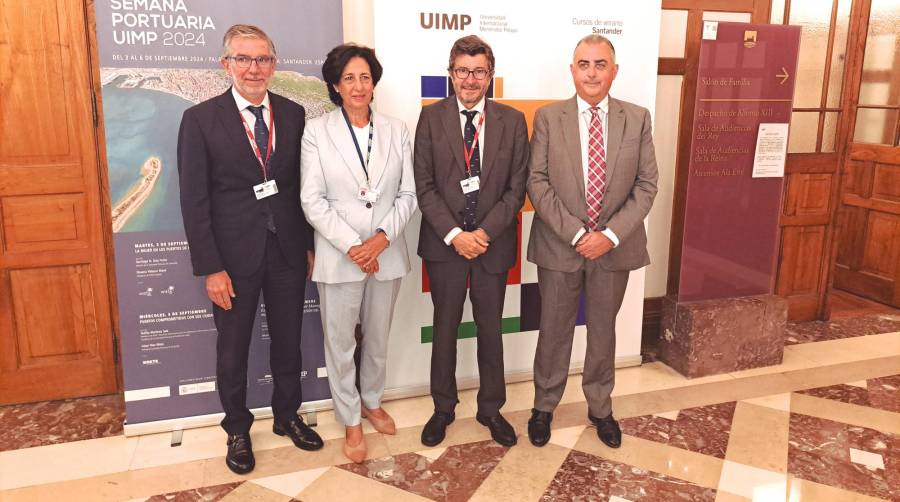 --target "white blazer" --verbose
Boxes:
[300,108,418,284]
